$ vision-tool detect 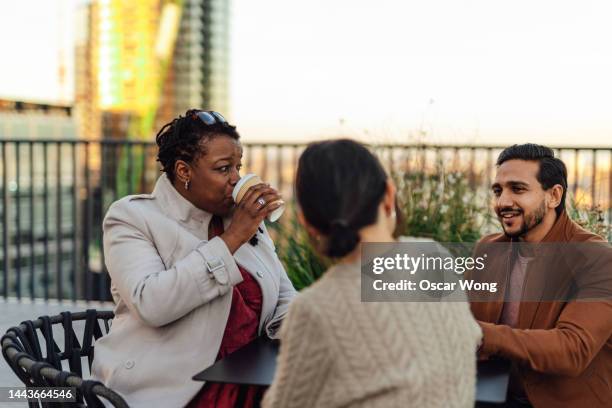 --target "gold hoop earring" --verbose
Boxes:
[184,179,190,190]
